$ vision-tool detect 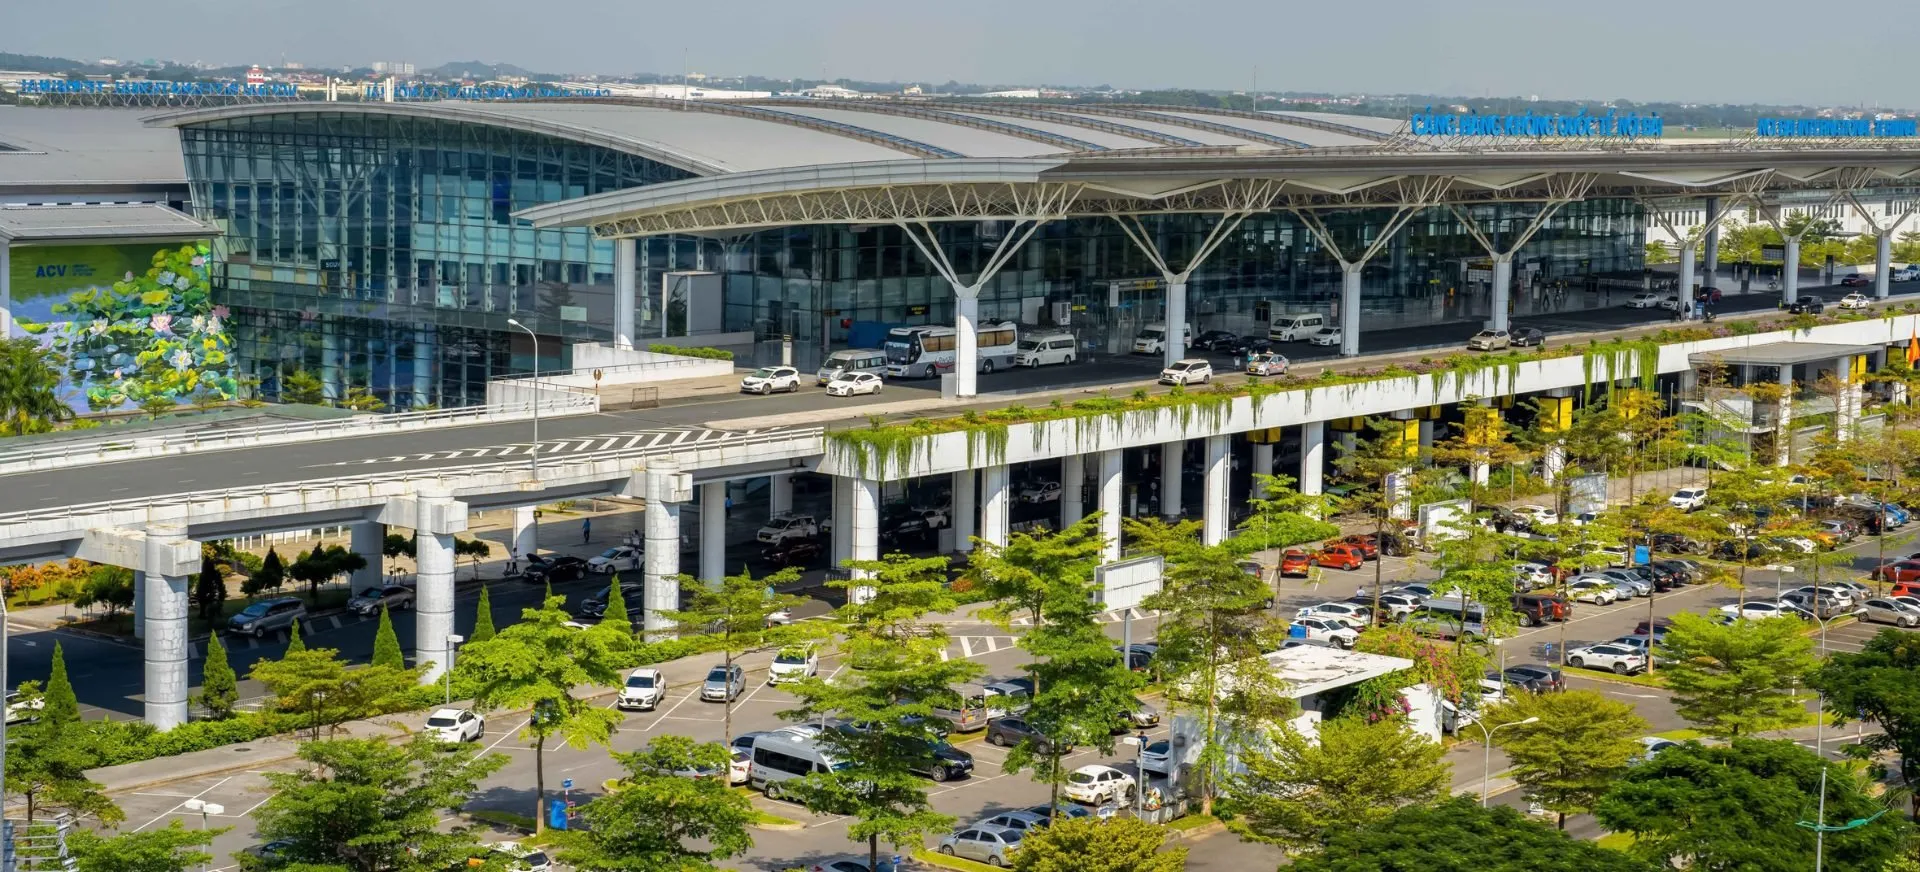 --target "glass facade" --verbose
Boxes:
[178,109,1647,405]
